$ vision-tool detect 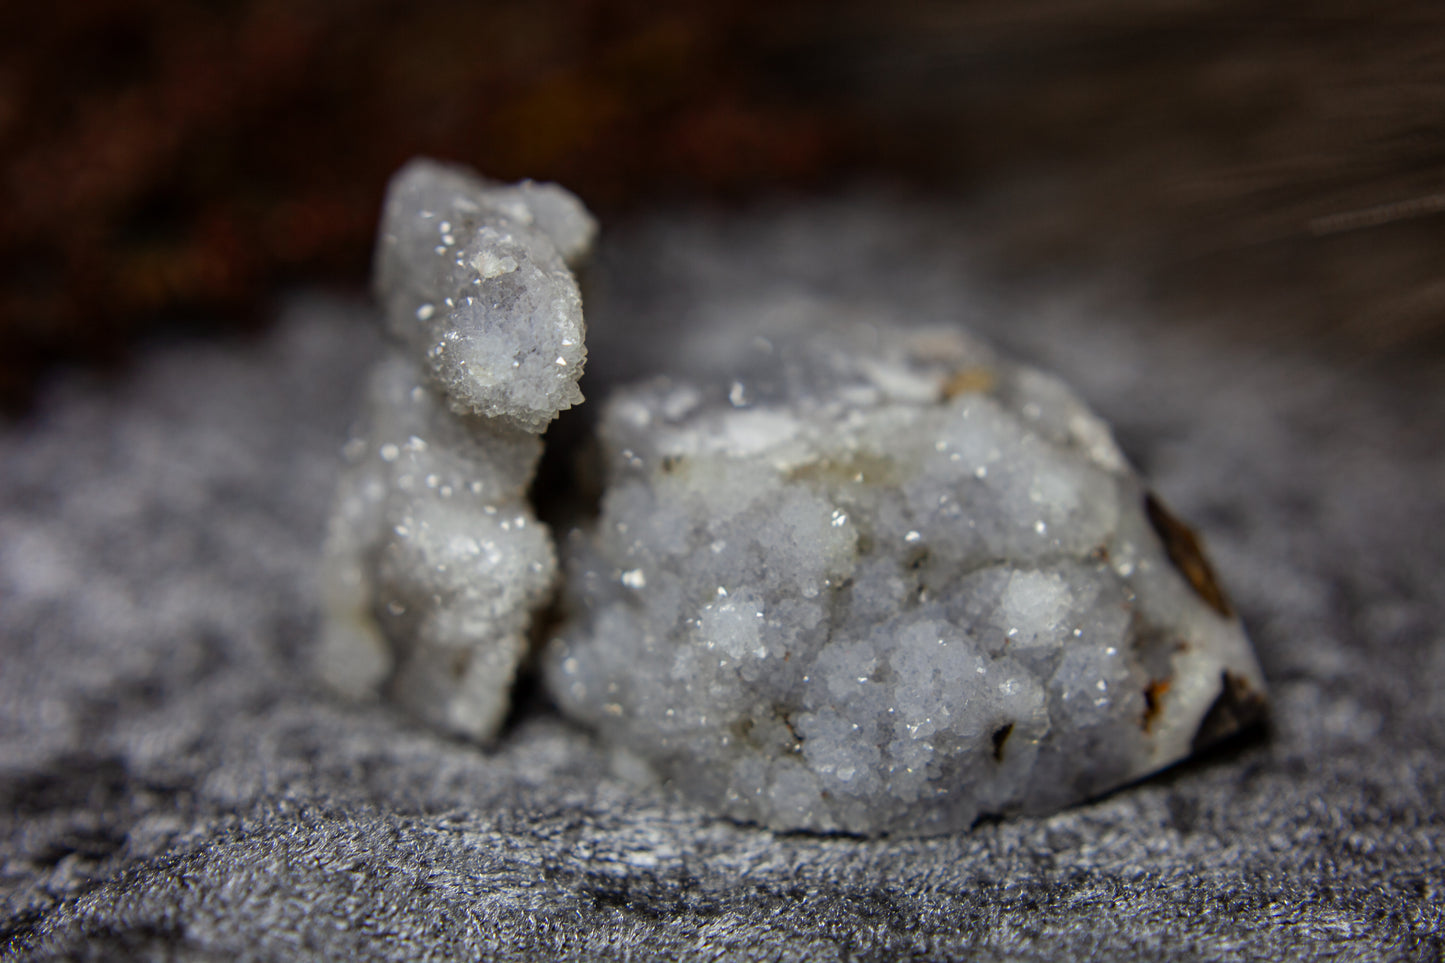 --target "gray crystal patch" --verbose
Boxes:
[319,354,556,738]
[320,159,595,740]
[544,323,1265,836]
[374,158,595,432]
